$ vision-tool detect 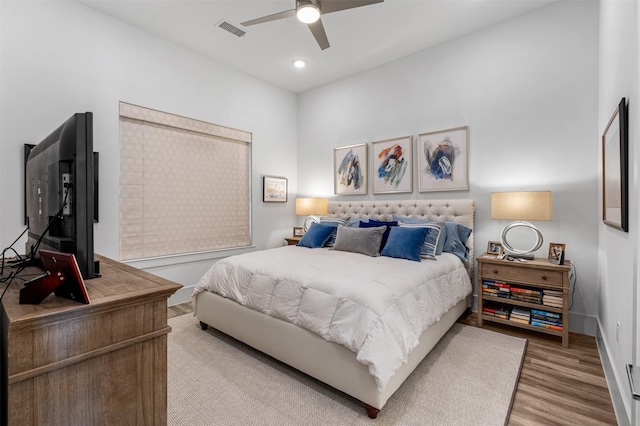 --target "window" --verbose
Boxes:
[119,102,251,260]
